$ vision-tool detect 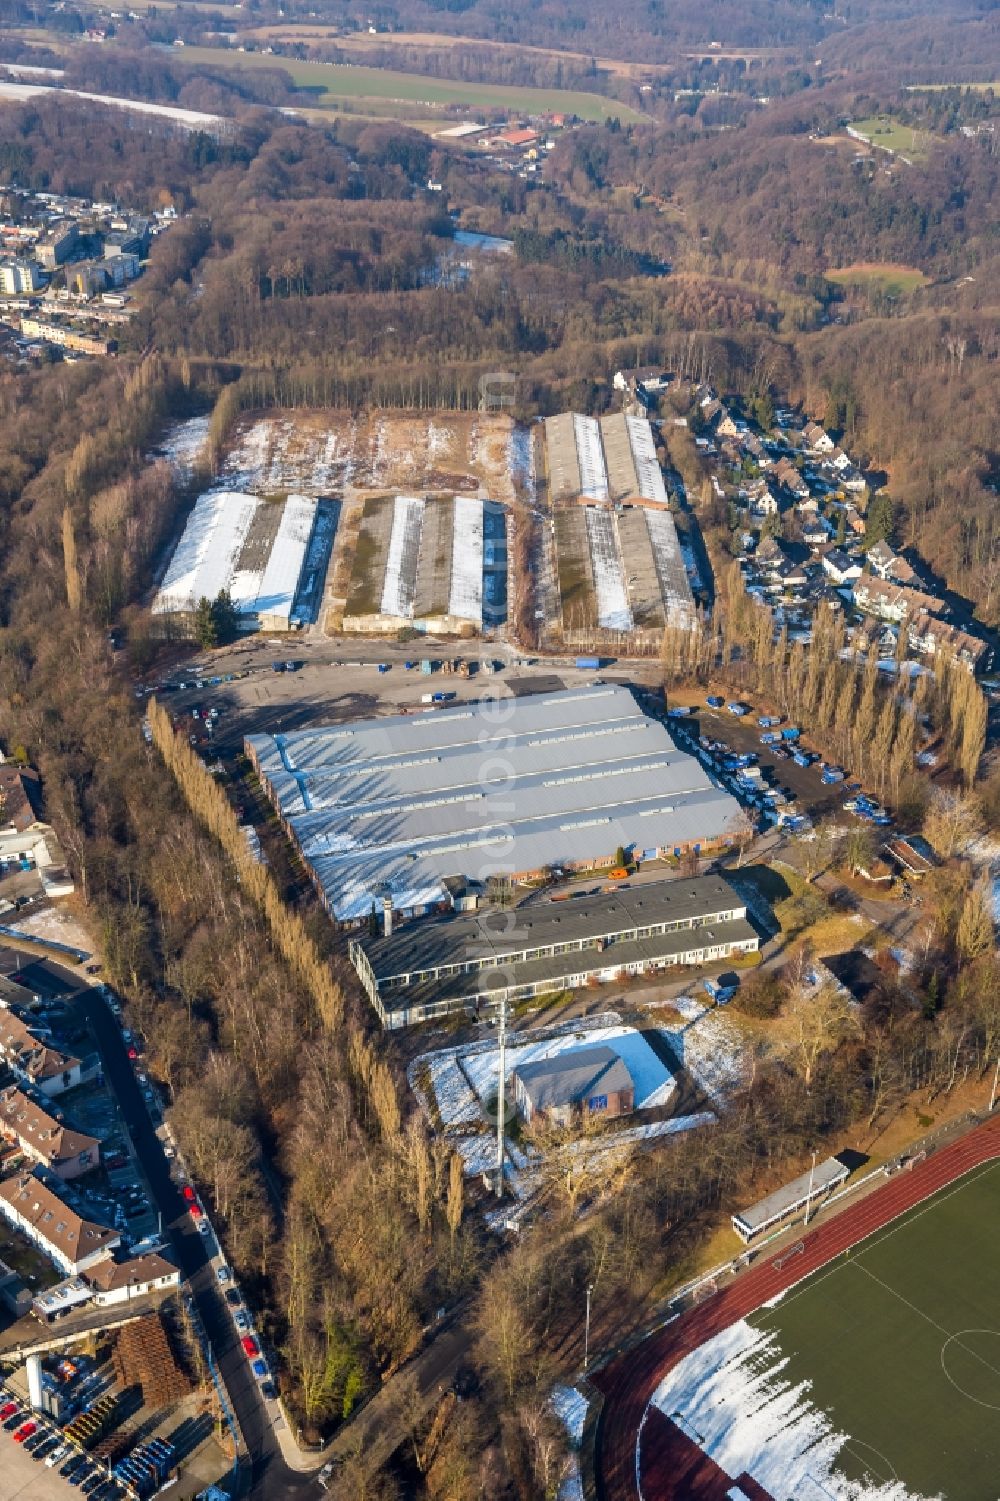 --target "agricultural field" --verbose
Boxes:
[166,44,648,122]
[848,115,934,160]
[242,25,675,83]
[826,262,930,297]
[654,1158,1000,1500]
